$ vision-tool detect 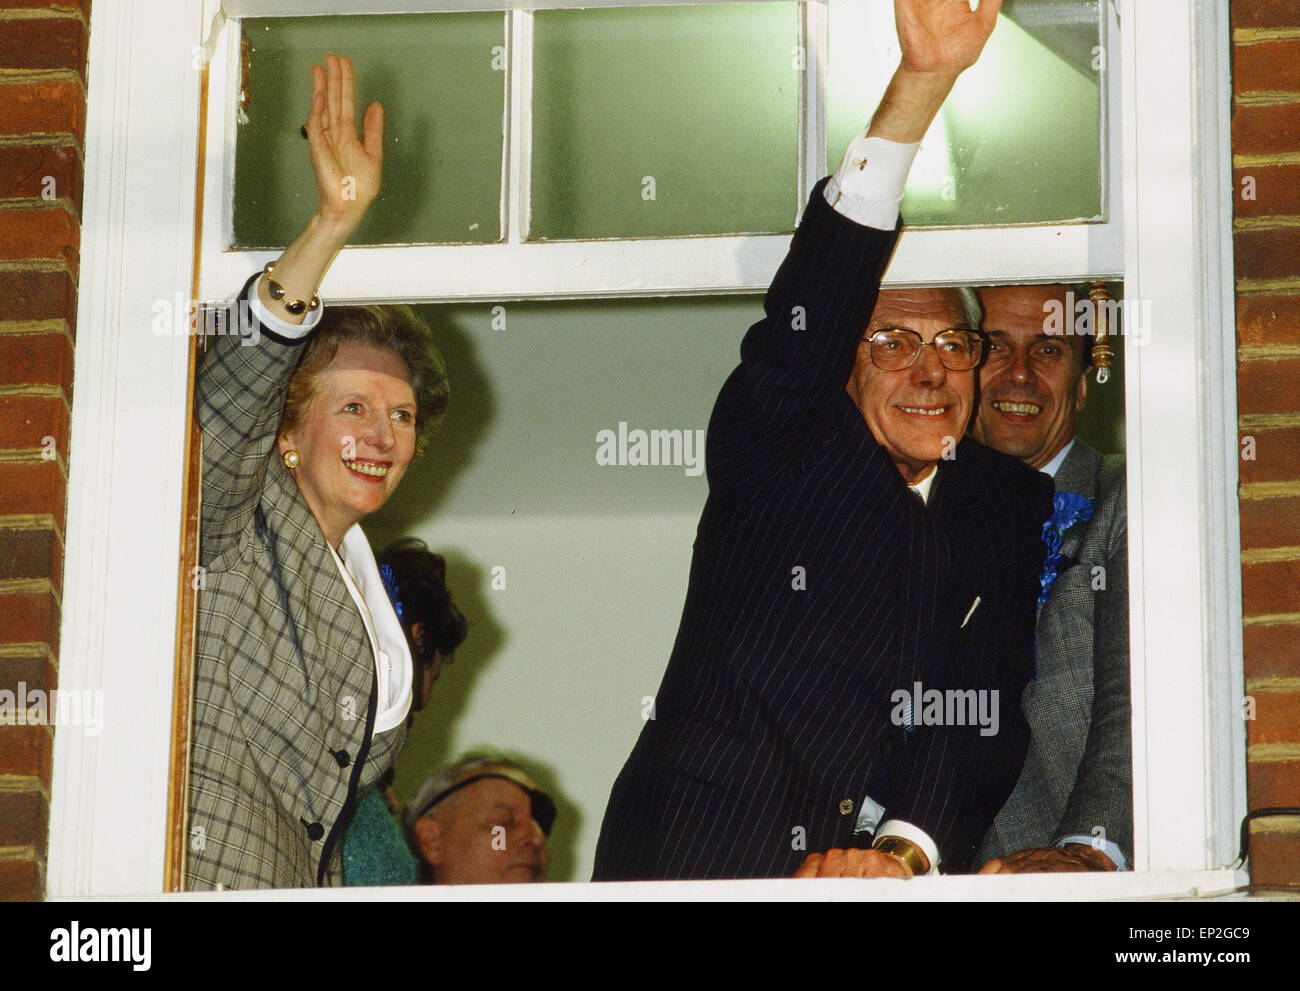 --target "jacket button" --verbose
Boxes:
[839,798,854,815]
[333,749,350,768]
[303,820,325,841]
